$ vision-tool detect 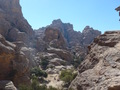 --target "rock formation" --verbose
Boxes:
[35,19,101,57]
[0,0,34,44]
[0,0,34,86]
[0,34,31,86]
[0,80,17,90]
[0,0,102,89]
[69,31,120,90]
[43,27,67,49]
